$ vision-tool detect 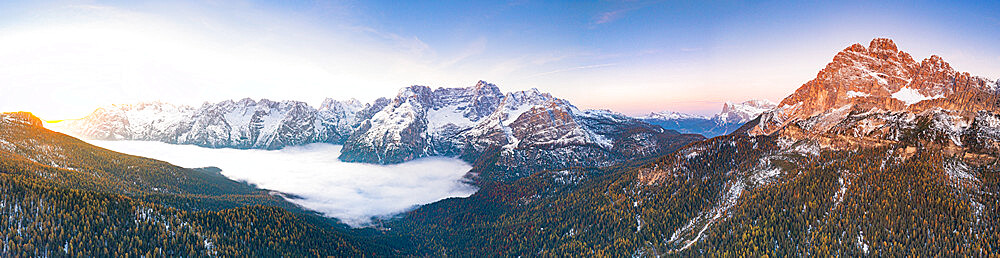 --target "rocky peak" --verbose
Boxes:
[716,99,777,124]
[868,38,899,52]
[641,111,706,120]
[397,85,435,102]
[917,55,953,74]
[319,98,365,113]
[236,97,258,106]
[471,80,502,94]
[746,38,999,136]
[504,88,557,105]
